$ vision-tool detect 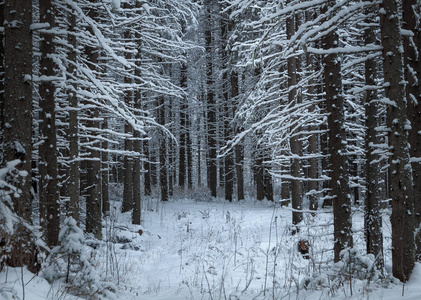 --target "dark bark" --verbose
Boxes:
[150,150,157,186]
[381,0,415,282]
[263,165,273,201]
[186,111,193,189]
[219,155,225,190]
[403,0,421,260]
[281,175,291,203]
[305,34,319,212]
[168,139,174,197]
[3,0,33,222]
[322,1,353,262]
[224,120,234,202]
[122,30,133,213]
[67,5,79,223]
[159,97,168,202]
[143,141,151,195]
[232,70,244,201]
[2,0,39,273]
[221,13,234,202]
[321,120,332,207]
[234,143,244,201]
[132,124,141,224]
[205,0,217,197]
[132,11,142,224]
[255,154,264,201]
[84,2,101,240]
[101,121,110,216]
[179,63,187,189]
[364,7,384,271]
[0,1,4,164]
[287,9,303,226]
[38,0,59,247]
[85,109,102,239]
[197,117,202,187]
